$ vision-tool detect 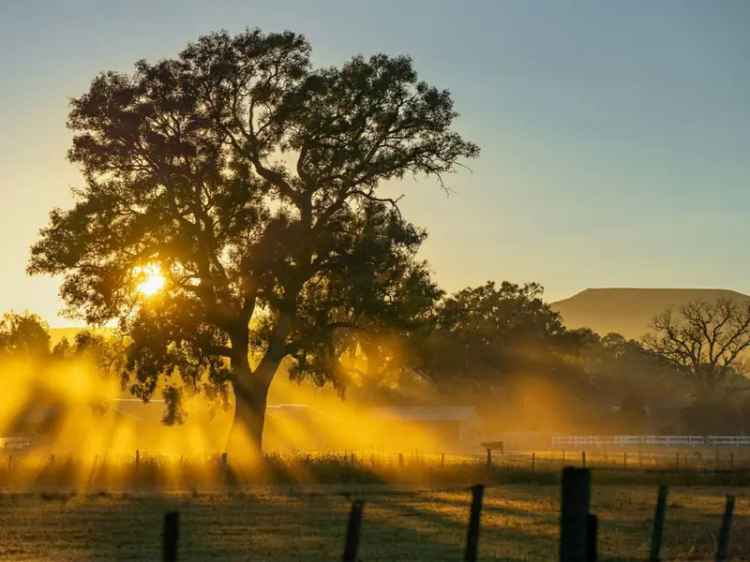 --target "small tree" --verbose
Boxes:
[28,29,477,454]
[643,299,750,401]
[0,312,51,358]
